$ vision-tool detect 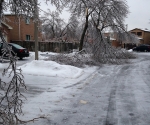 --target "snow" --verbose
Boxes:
[0,62,9,69]
[1,51,150,124]
[2,51,97,122]
[0,52,98,124]
[140,28,150,32]
[18,60,83,78]
[128,49,133,52]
